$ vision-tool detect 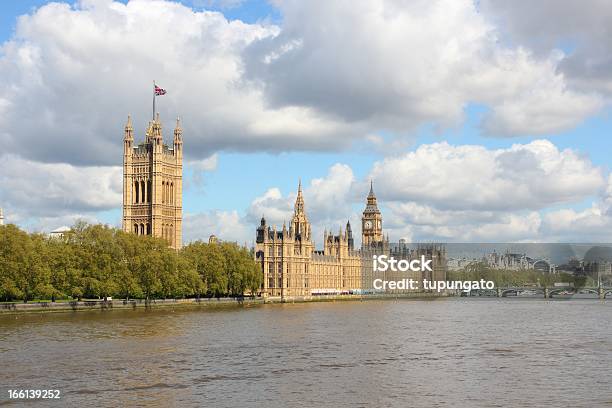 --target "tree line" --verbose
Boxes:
[0,222,261,302]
